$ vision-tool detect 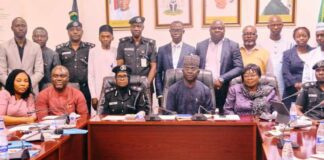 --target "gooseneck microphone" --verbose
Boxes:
[7,134,30,160]
[191,98,210,121]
